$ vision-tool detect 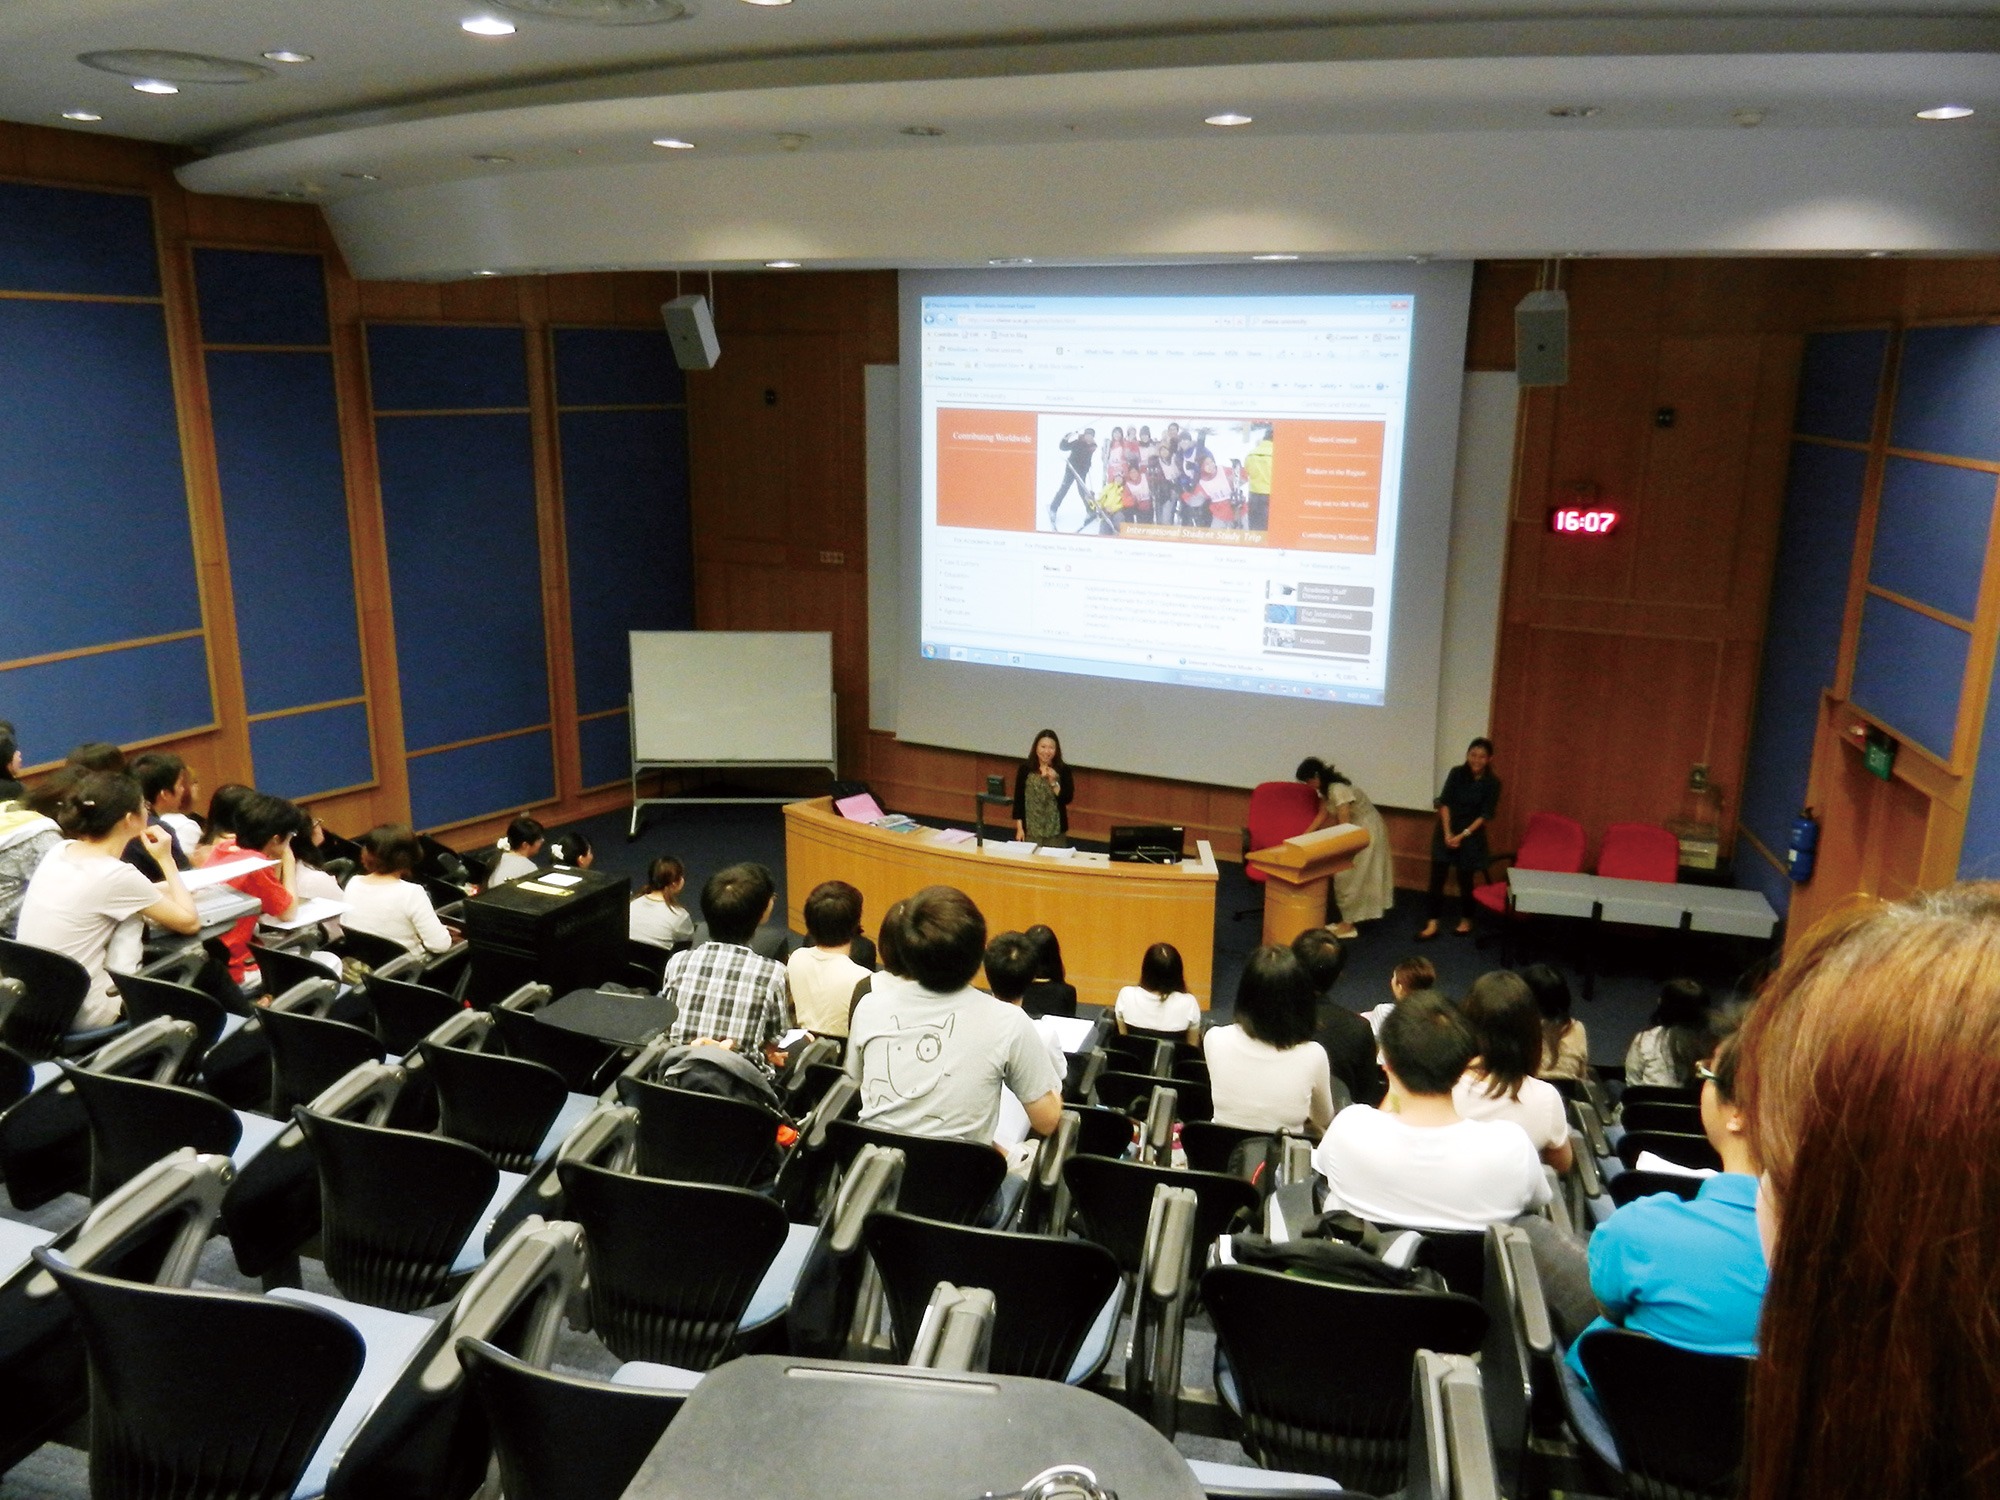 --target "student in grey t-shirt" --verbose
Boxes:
[846,885,1064,1147]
